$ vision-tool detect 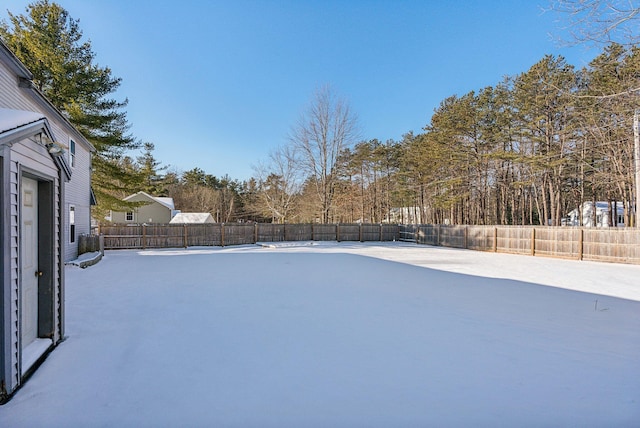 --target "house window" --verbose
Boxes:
[126,211,134,222]
[70,139,76,168]
[69,205,76,243]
